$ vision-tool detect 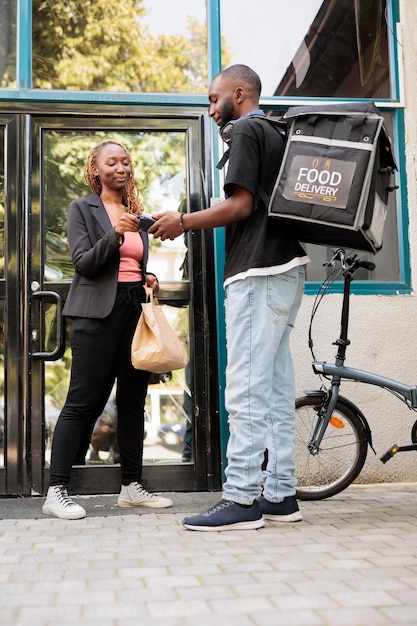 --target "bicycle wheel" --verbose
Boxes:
[295,395,368,500]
